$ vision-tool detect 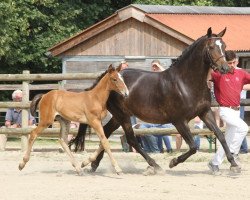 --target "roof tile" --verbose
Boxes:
[148,14,250,51]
